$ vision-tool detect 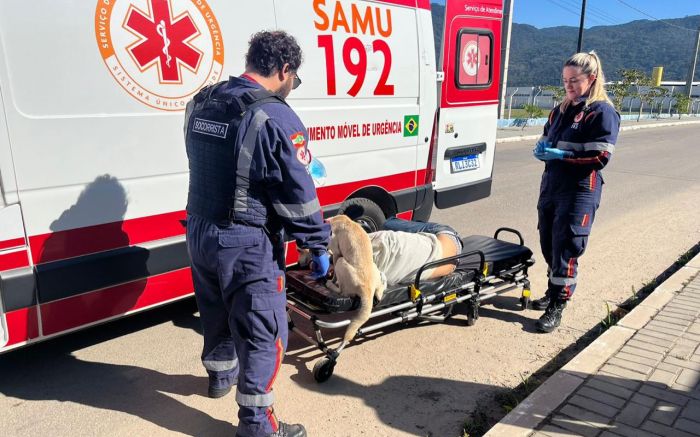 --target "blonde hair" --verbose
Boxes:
[560,51,613,111]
